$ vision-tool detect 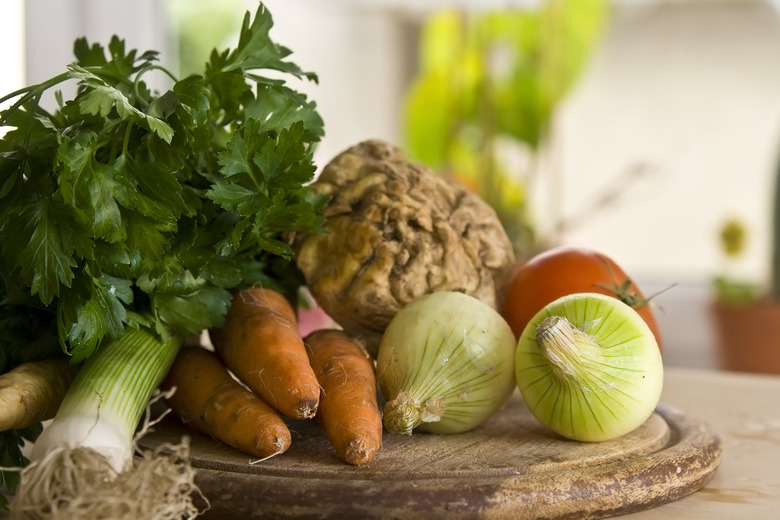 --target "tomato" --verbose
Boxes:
[500,246,663,351]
